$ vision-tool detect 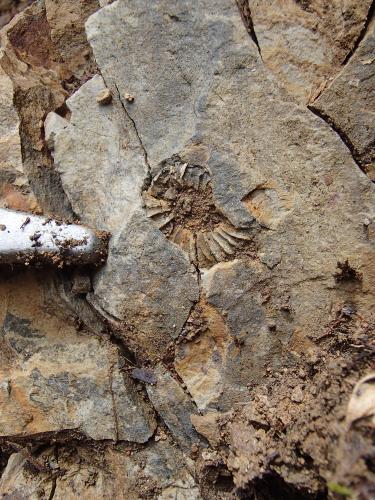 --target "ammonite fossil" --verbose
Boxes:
[142,157,254,268]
